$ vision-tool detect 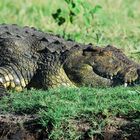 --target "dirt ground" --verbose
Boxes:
[0,113,140,140]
